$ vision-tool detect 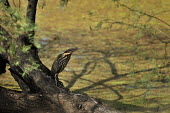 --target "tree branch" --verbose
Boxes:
[0,54,8,74]
[3,0,10,8]
[0,86,120,113]
[26,0,38,24]
[118,3,170,27]
[0,25,11,74]
[26,0,38,37]
[0,86,63,113]
[9,67,41,93]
